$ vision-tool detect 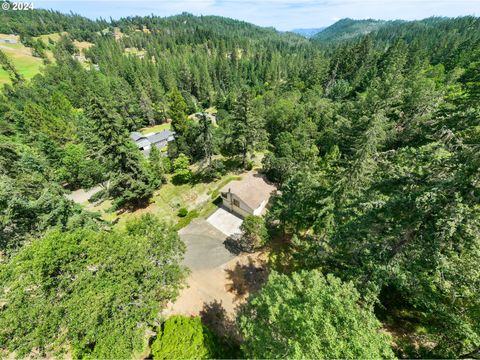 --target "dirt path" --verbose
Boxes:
[163,251,268,333]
